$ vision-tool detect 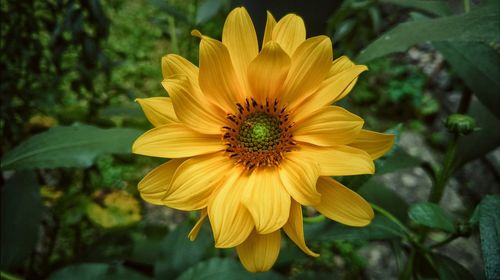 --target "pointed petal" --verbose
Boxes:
[293,106,364,146]
[272,14,306,56]
[132,123,225,158]
[279,153,321,206]
[247,41,291,102]
[349,129,395,160]
[208,167,254,248]
[242,168,290,234]
[283,200,319,257]
[137,159,185,205]
[166,152,233,211]
[222,7,258,97]
[161,54,198,82]
[262,11,276,48]
[315,177,374,226]
[188,209,208,241]
[294,61,368,122]
[162,75,226,134]
[281,36,333,109]
[299,144,375,176]
[136,97,178,127]
[193,30,244,113]
[236,230,281,272]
